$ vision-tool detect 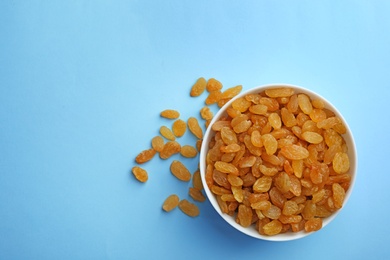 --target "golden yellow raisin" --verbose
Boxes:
[159,141,181,159]
[282,200,299,216]
[160,109,180,119]
[170,160,191,181]
[261,134,278,155]
[287,94,299,114]
[263,220,283,236]
[189,187,206,202]
[333,152,350,174]
[205,90,222,105]
[172,119,187,137]
[280,144,310,160]
[206,78,223,92]
[160,126,176,141]
[268,113,282,130]
[253,176,272,192]
[332,183,346,209]
[250,130,263,147]
[188,117,203,139]
[200,106,213,120]
[232,97,252,112]
[301,131,324,144]
[312,99,325,109]
[221,85,243,99]
[249,104,268,115]
[192,170,203,190]
[178,199,200,217]
[265,87,294,98]
[221,127,238,145]
[131,166,148,183]
[190,77,207,97]
[317,116,341,129]
[237,204,253,227]
[135,148,156,164]
[162,194,180,212]
[214,161,239,175]
[220,143,241,153]
[259,97,279,111]
[151,136,164,152]
[180,145,198,158]
[304,218,322,232]
[297,94,313,115]
[281,107,297,127]
[227,174,243,186]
